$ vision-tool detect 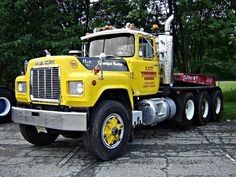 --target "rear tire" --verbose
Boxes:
[0,88,15,123]
[19,124,59,146]
[195,91,211,126]
[210,90,223,122]
[174,92,196,128]
[84,100,131,161]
